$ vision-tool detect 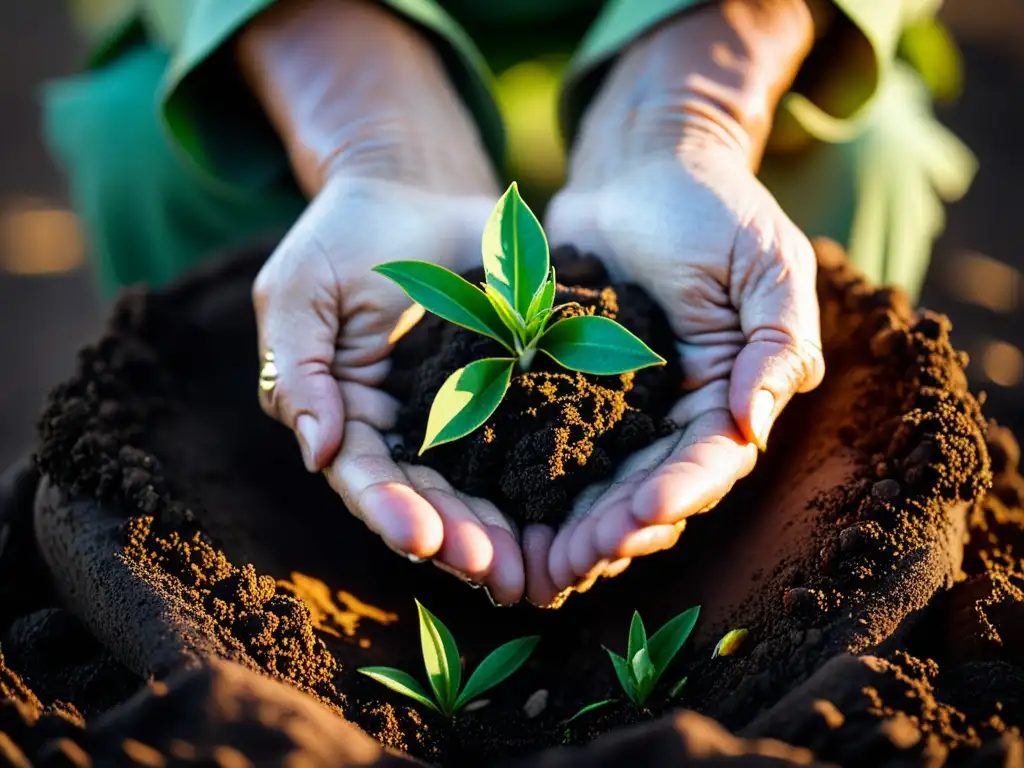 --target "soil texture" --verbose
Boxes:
[386,248,681,528]
[0,239,1015,766]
